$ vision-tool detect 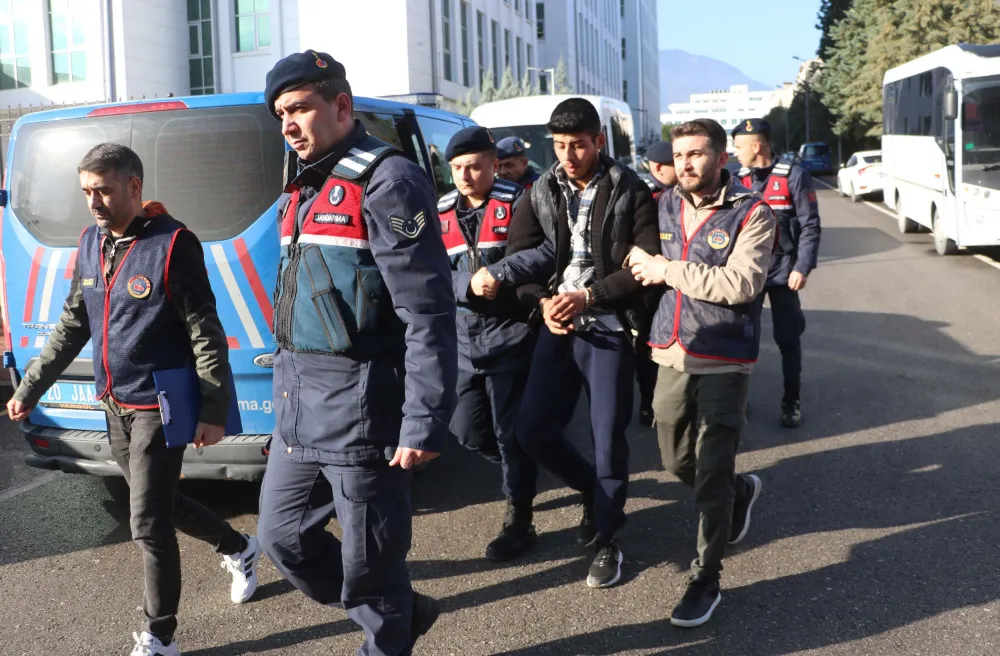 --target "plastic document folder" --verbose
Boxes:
[153,365,243,448]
